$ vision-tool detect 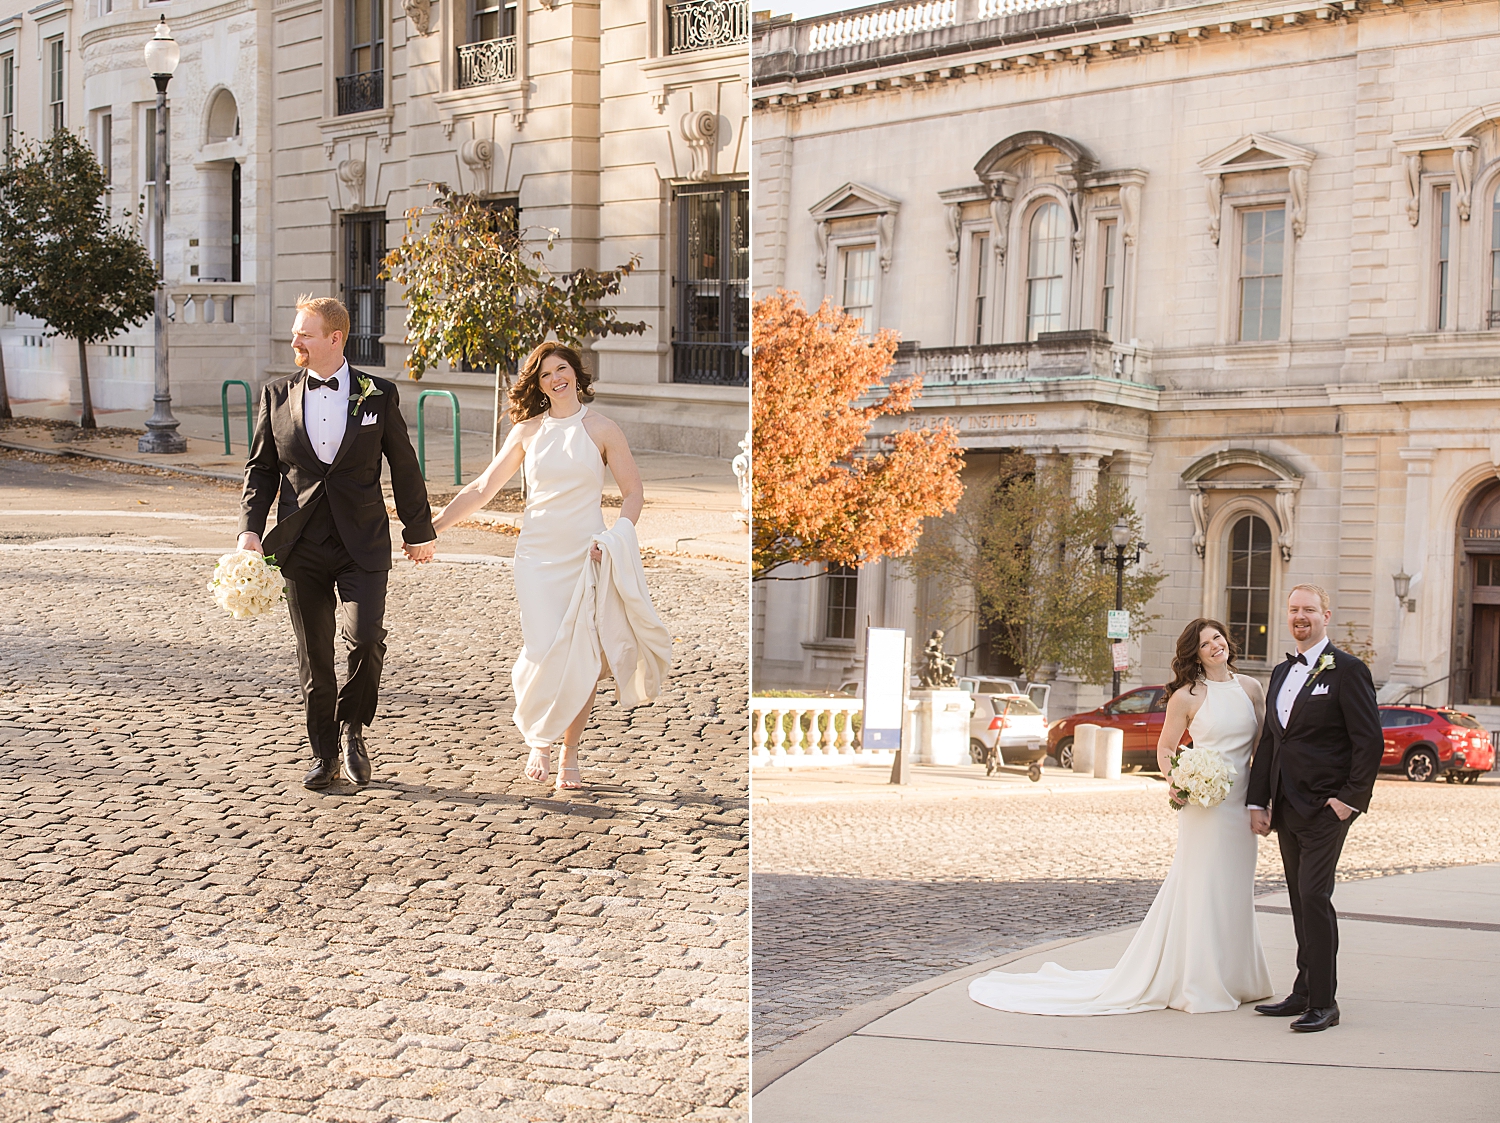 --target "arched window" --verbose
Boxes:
[1489,185,1500,328]
[206,89,238,142]
[1026,201,1066,340]
[1226,515,1273,659]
